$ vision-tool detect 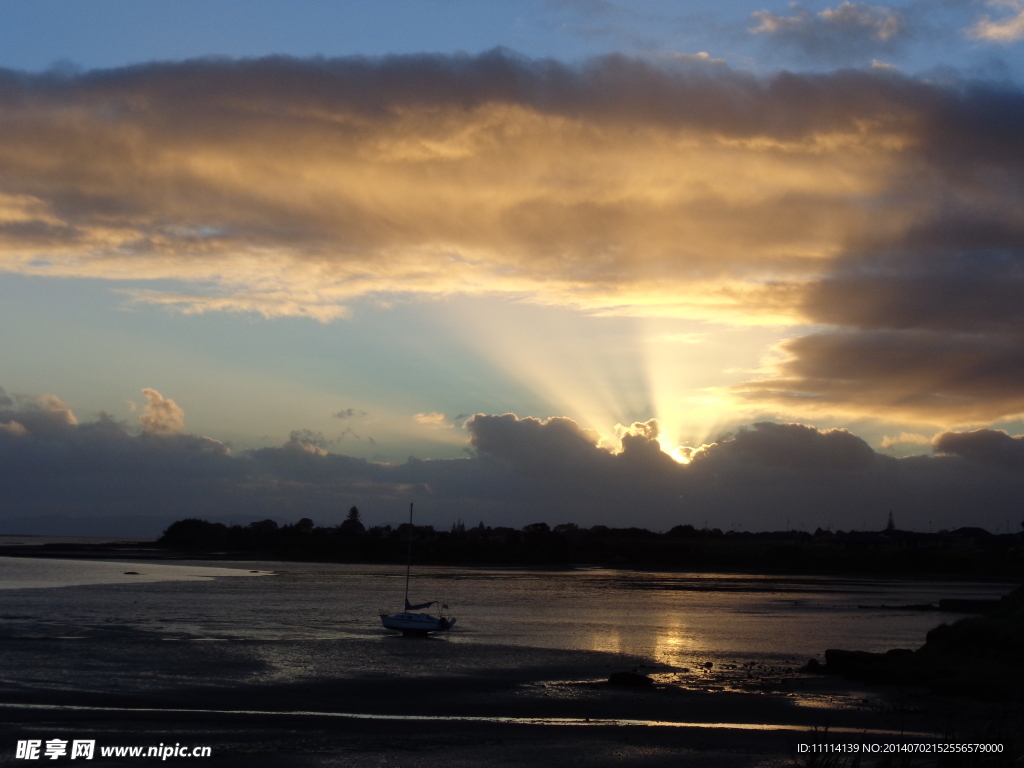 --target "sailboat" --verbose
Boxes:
[379,503,456,636]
